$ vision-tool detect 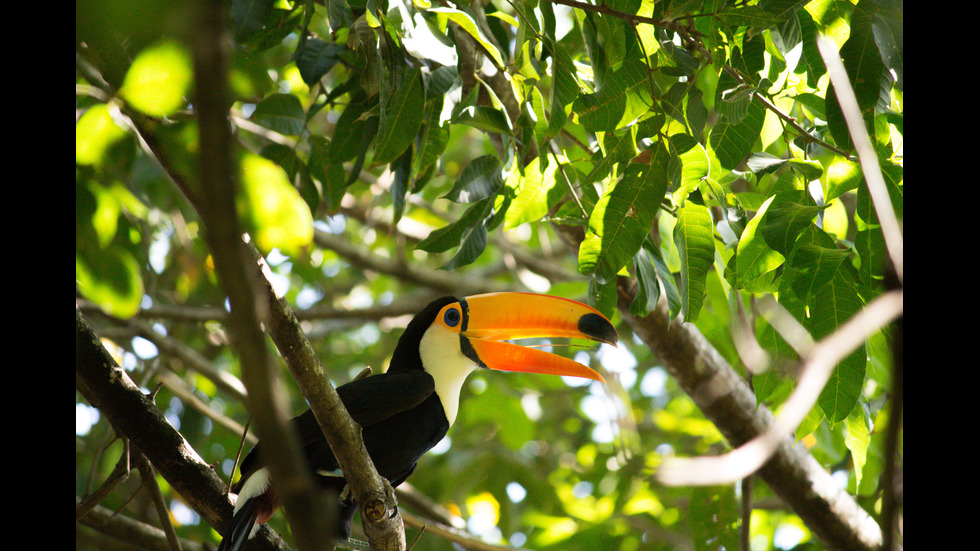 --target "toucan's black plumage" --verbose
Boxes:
[217,293,615,550]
